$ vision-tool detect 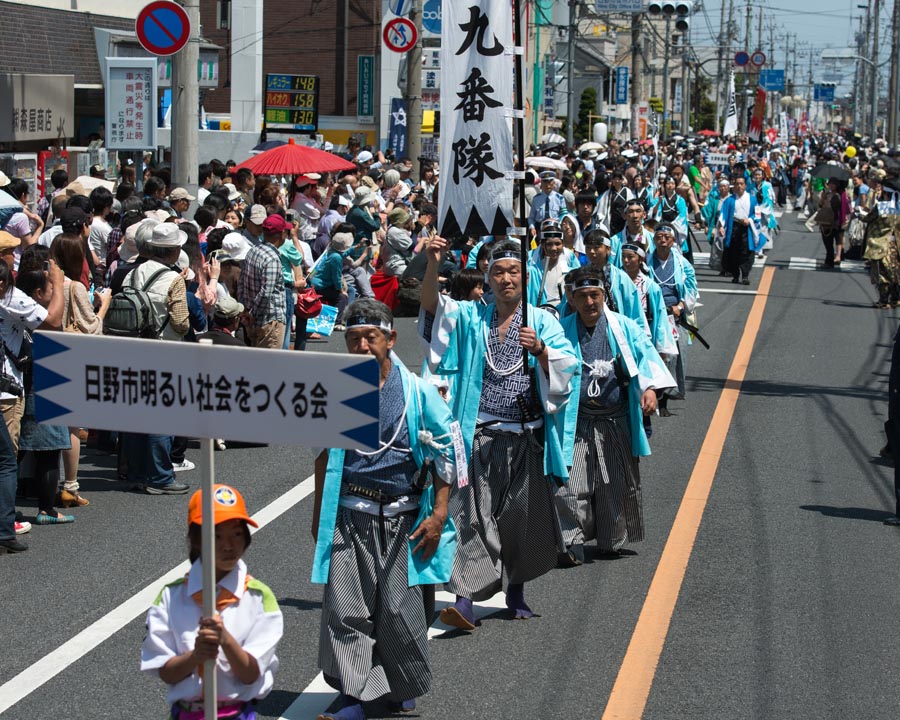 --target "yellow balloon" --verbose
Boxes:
[845,146,857,158]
